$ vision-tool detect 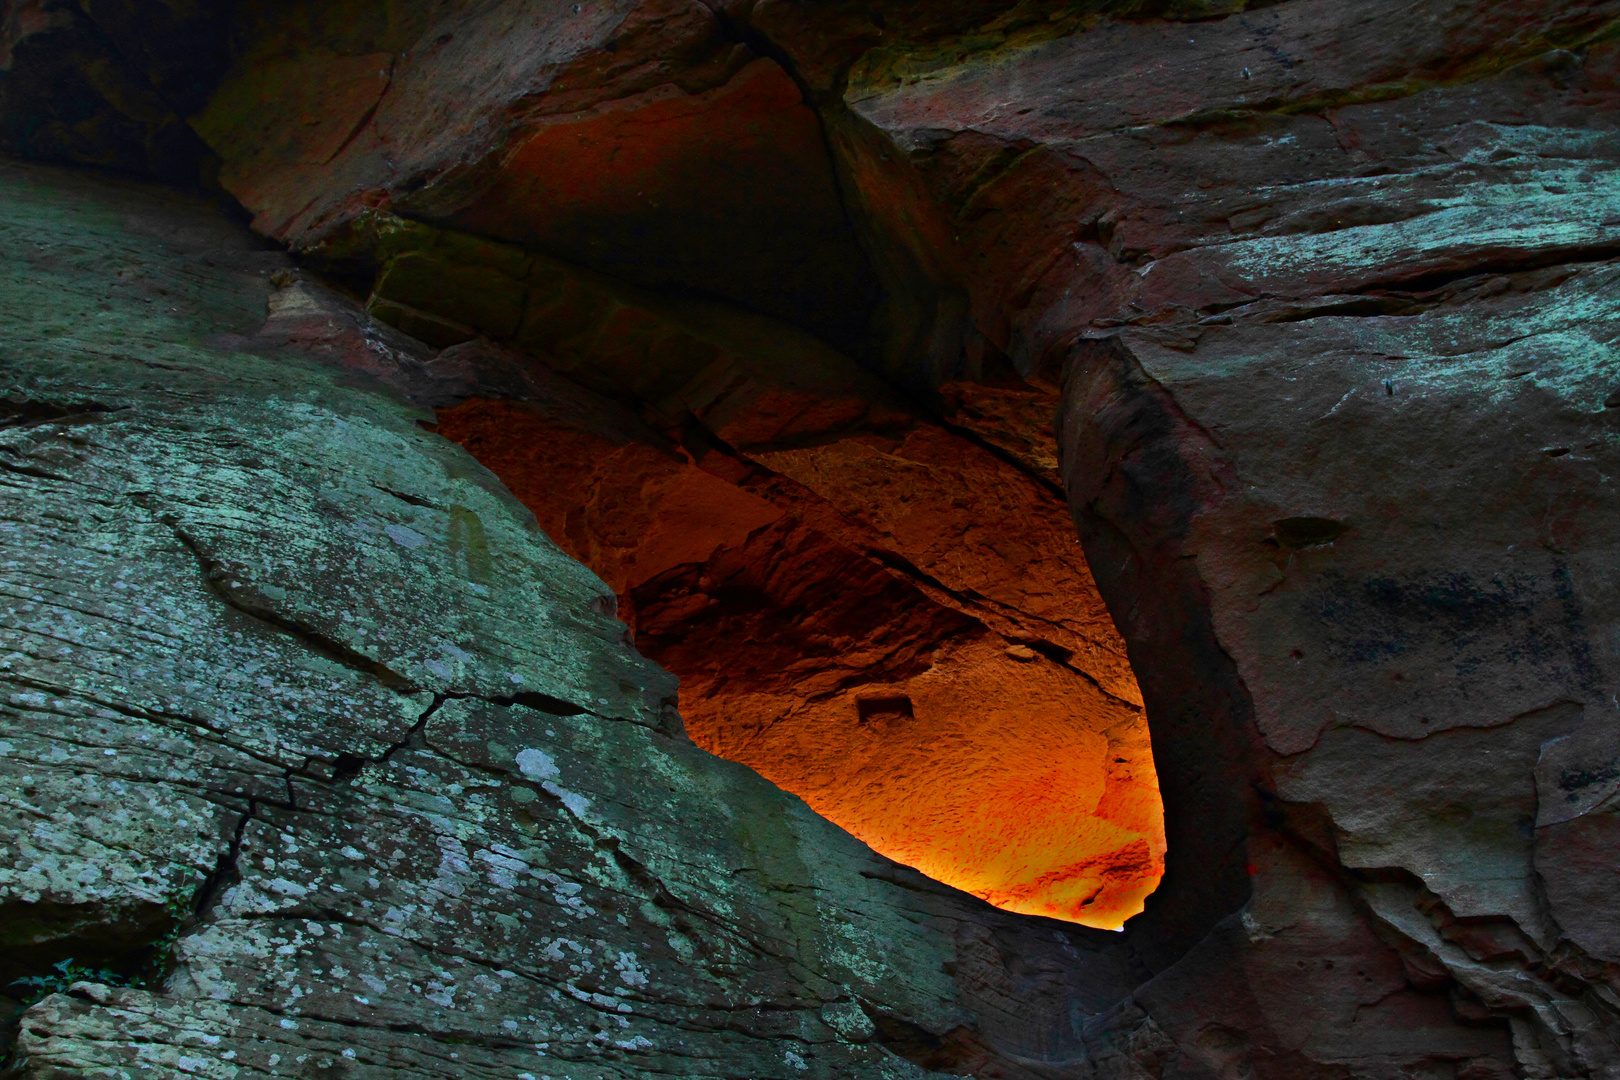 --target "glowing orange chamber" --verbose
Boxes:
[438,397,1164,930]
[679,638,1164,930]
